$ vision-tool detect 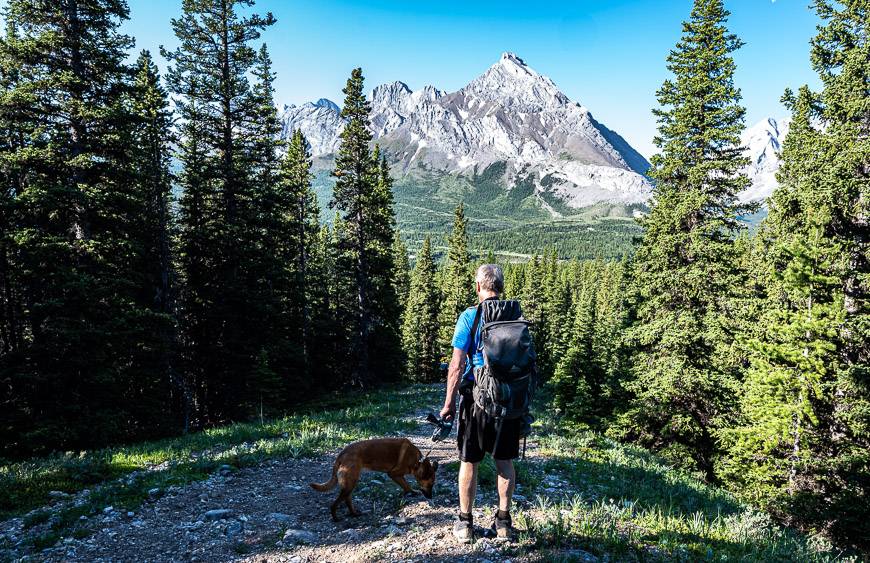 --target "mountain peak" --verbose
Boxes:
[313,98,339,111]
[500,52,527,66]
[462,51,567,109]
